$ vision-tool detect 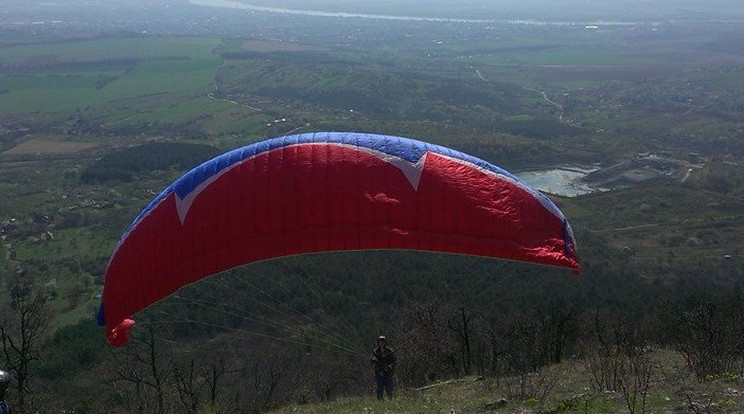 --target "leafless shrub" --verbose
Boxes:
[618,352,652,414]
[579,308,654,414]
[500,369,557,404]
[581,345,626,393]
[670,294,744,381]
